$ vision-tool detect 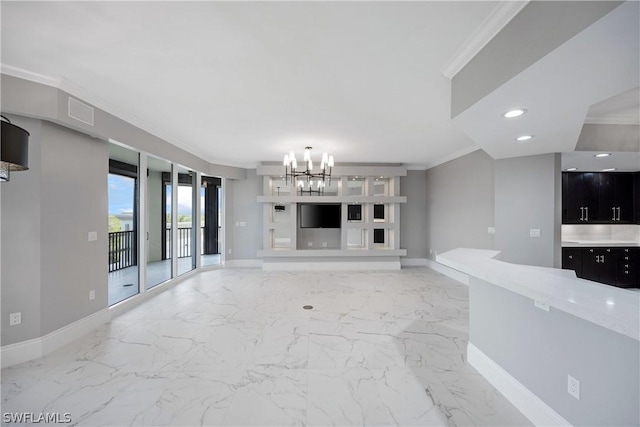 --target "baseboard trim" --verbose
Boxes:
[425,258,470,286]
[262,261,401,271]
[1,308,111,368]
[225,259,263,268]
[400,258,428,267]
[467,342,571,427]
